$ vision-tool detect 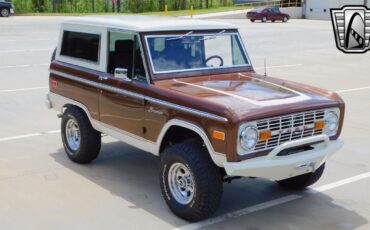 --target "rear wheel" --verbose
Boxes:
[250,19,255,22]
[0,8,10,17]
[159,142,223,222]
[262,16,267,23]
[271,19,275,22]
[61,107,101,164]
[283,16,288,22]
[277,163,325,190]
